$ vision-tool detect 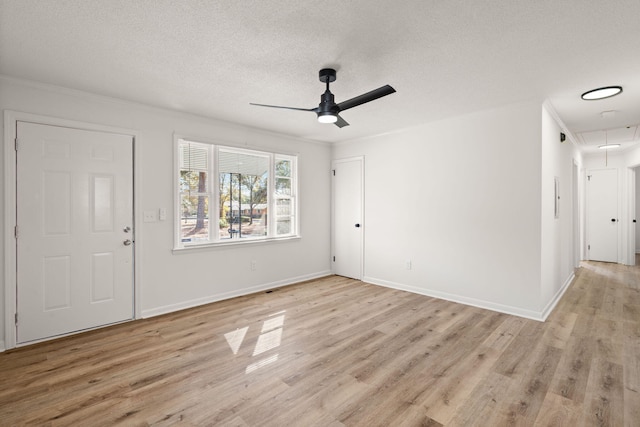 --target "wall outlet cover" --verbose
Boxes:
[143,210,157,222]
